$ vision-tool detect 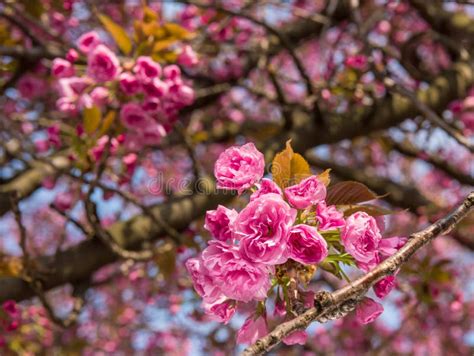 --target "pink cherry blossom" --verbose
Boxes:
[374,276,396,299]
[57,77,91,98]
[342,212,382,263]
[283,330,307,345]
[142,98,162,113]
[284,176,327,209]
[204,205,238,241]
[215,258,271,302]
[287,224,328,265]
[250,178,282,201]
[17,75,46,99]
[142,79,168,98]
[134,56,162,82]
[119,72,141,95]
[2,300,18,317]
[35,139,49,153]
[51,58,75,78]
[56,97,76,114]
[140,123,167,145]
[176,85,195,105]
[66,48,79,62]
[163,65,181,81]
[379,236,407,257]
[185,257,221,303]
[357,254,380,273]
[6,320,19,332]
[214,143,265,194]
[201,241,240,278]
[47,124,61,147]
[89,135,119,162]
[203,298,236,324]
[356,297,384,324]
[234,193,296,264]
[460,111,474,134]
[345,54,368,71]
[178,45,198,67]
[198,241,271,303]
[274,295,286,317]
[54,192,74,211]
[236,315,268,344]
[77,31,101,54]
[316,201,345,230]
[120,102,152,129]
[90,87,109,107]
[87,44,120,82]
